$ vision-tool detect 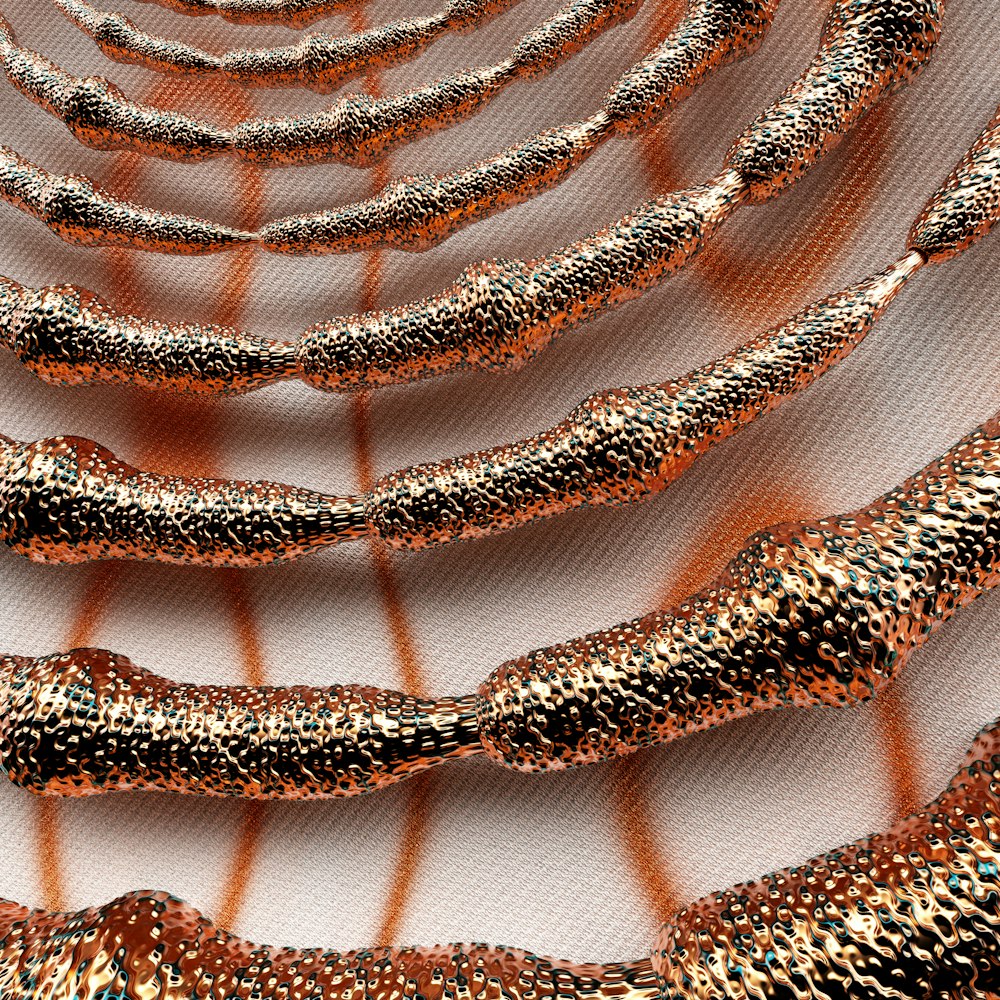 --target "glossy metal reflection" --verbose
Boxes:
[12,1,769,166]
[1,0,941,258]
[0,721,996,998]
[0,253,920,566]
[54,0,523,92]
[2,413,997,796]
[2,95,995,393]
